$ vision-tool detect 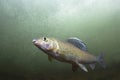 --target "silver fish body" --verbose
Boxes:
[32,37,106,72]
